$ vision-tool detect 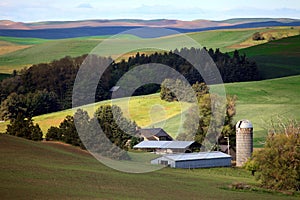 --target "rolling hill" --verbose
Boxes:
[0,26,299,74]
[1,18,299,30]
[238,35,300,79]
[1,75,299,148]
[1,134,298,199]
